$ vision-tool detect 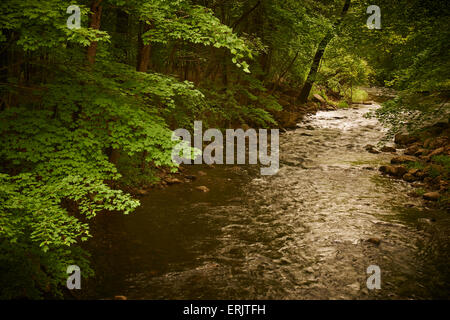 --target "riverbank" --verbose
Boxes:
[378,124,449,210]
